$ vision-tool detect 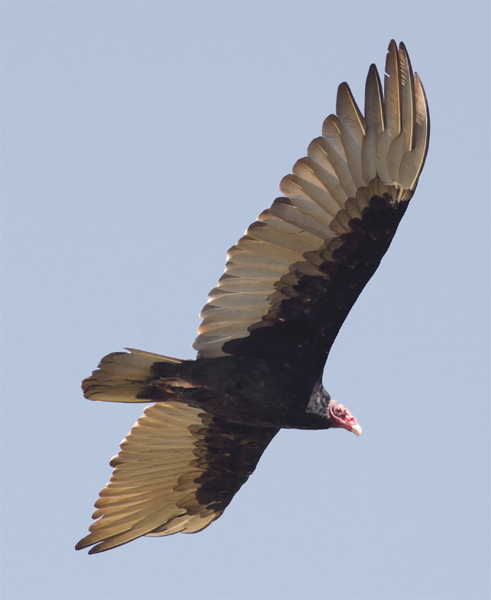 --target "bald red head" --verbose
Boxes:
[329,401,362,436]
